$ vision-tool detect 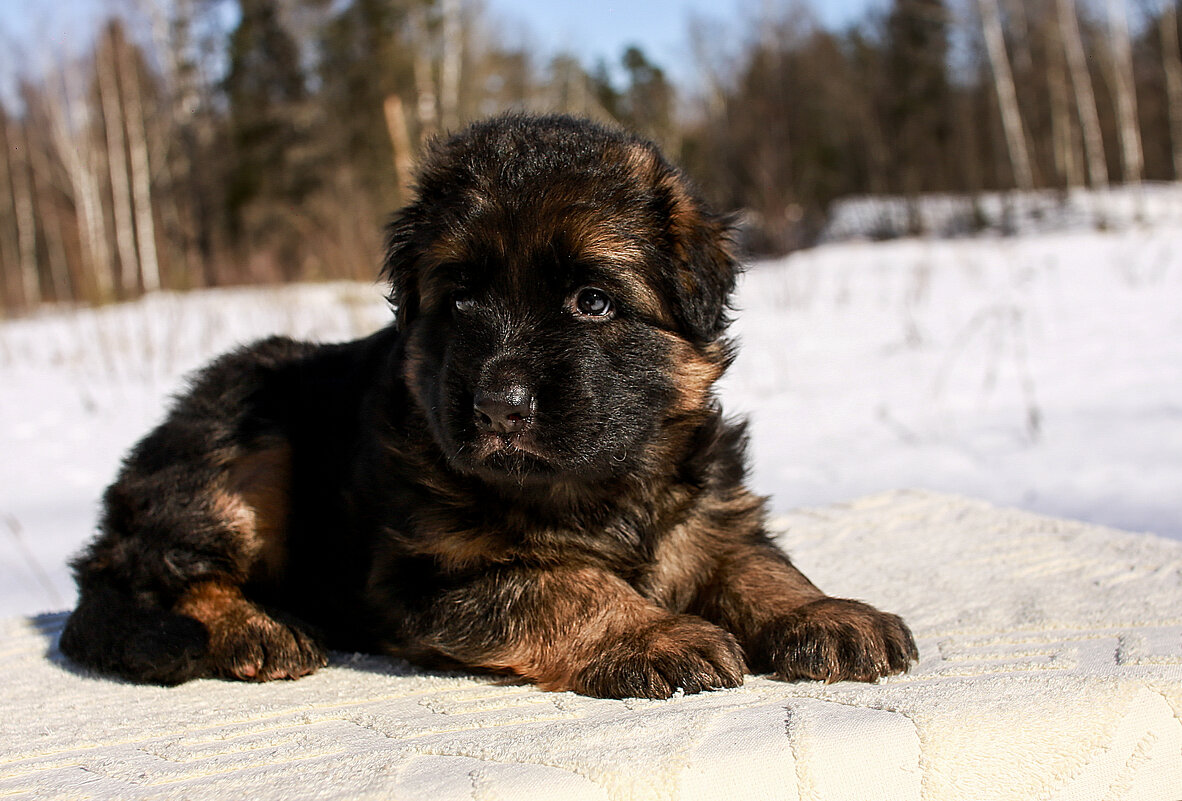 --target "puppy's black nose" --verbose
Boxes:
[474,385,534,434]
